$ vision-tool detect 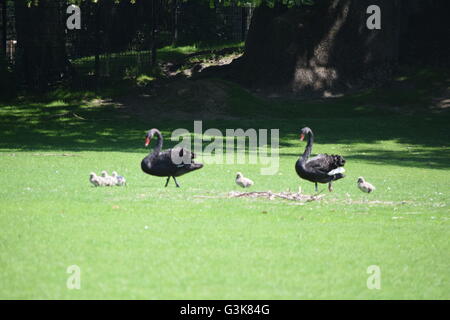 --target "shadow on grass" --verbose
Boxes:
[344,148,450,169]
[280,147,450,170]
[0,91,449,170]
